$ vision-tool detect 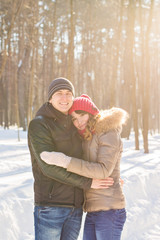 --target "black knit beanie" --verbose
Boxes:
[48,77,75,100]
